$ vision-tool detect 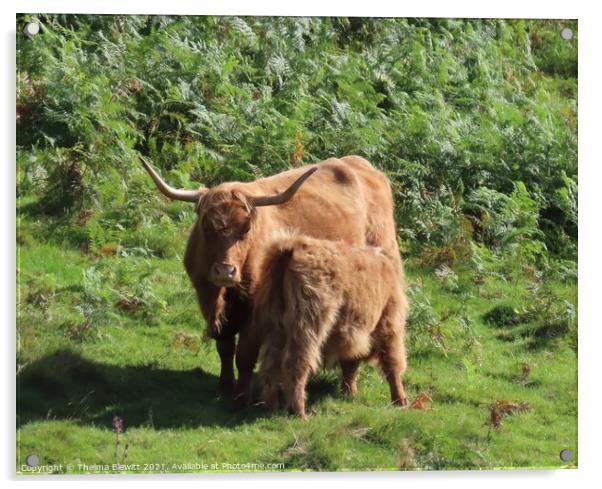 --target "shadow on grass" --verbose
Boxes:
[483,371,542,388]
[17,349,340,431]
[17,349,263,430]
[495,320,571,350]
